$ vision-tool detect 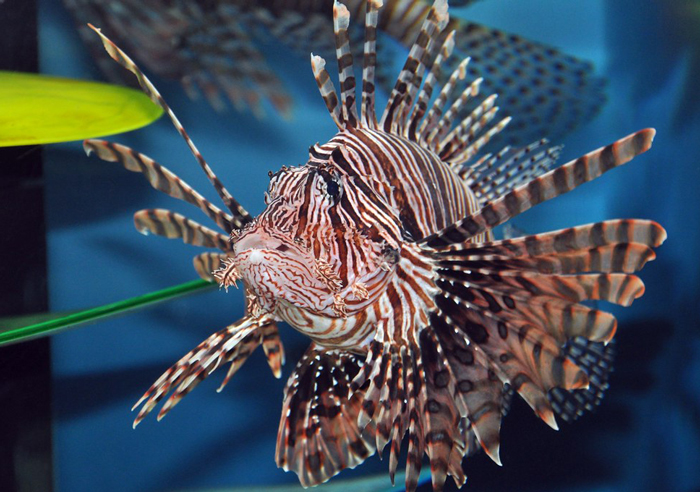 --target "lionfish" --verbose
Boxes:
[83,1,665,490]
[64,0,605,145]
